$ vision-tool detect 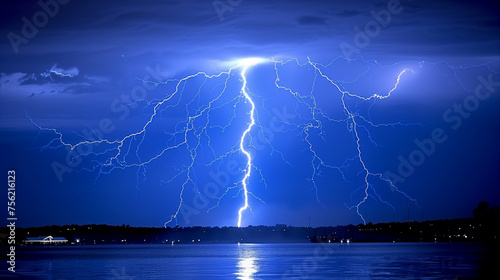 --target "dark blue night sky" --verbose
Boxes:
[1,0,499,228]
